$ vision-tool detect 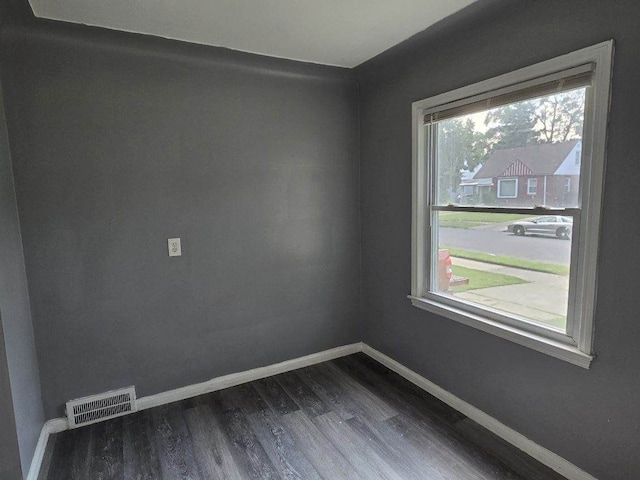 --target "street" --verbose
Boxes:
[439,226,571,265]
